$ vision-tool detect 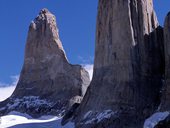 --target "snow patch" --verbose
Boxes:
[0,111,75,128]
[0,111,59,128]
[83,110,116,124]
[84,111,93,119]
[8,111,33,119]
[144,111,170,128]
